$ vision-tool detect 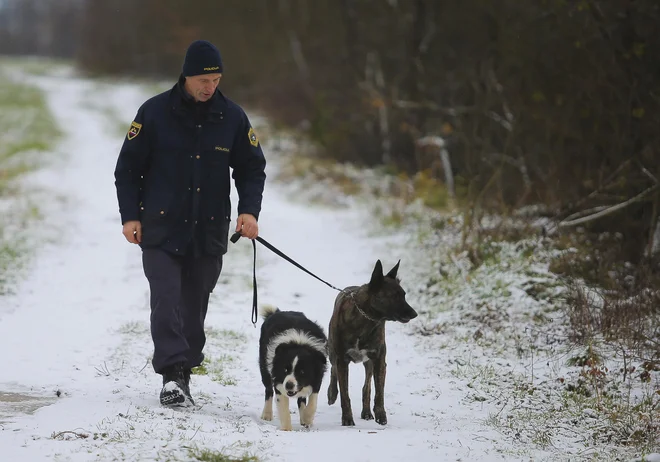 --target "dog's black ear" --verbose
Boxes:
[386,260,400,279]
[369,260,384,289]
